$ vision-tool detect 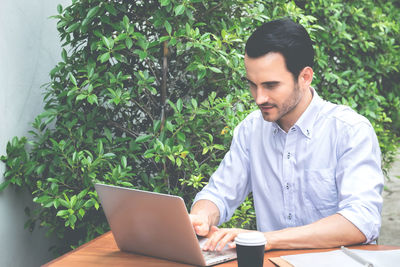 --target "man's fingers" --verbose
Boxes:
[216,232,236,251]
[189,214,210,236]
[204,228,233,251]
[202,226,220,250]
[207,226,219,237]
[195,224,209,236]
[228,242,236,249]
[203,228,247,251]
